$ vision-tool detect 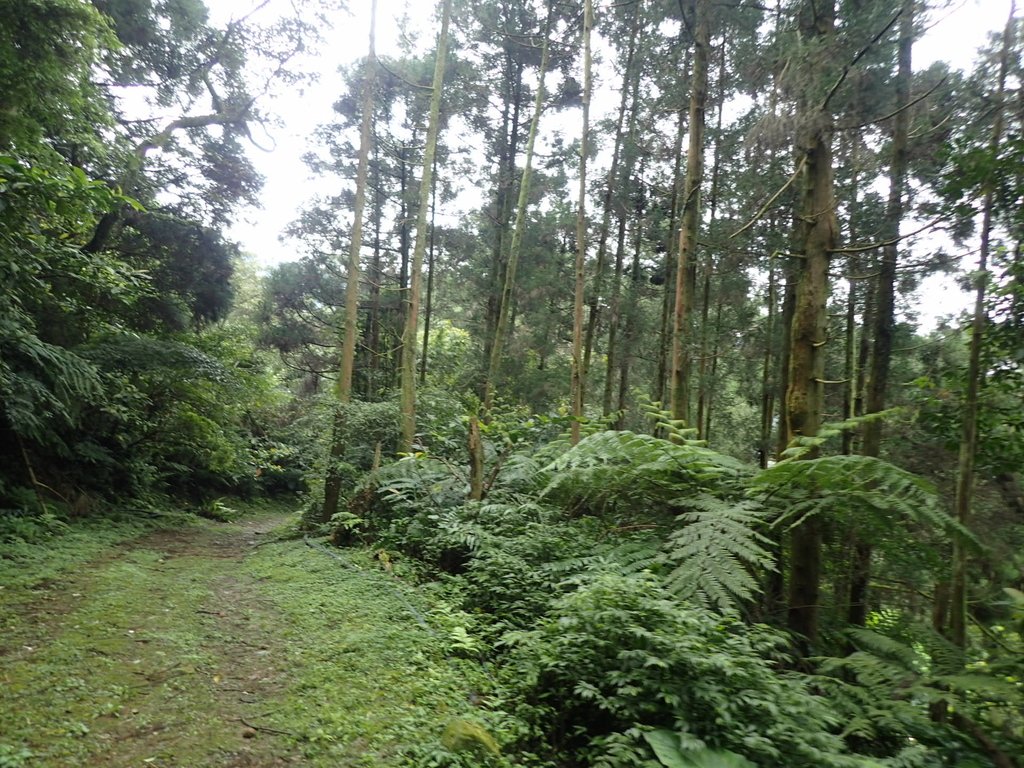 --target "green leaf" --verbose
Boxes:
[643,730,755,768]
